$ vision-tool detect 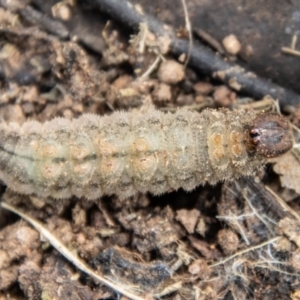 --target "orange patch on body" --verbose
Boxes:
[100,158,121,177]
[230,131,243,143]
[97,139,117,156]
[29,140,39,152]
[39,144,58,158]
[136,156,156,173]
[71,145,91,160]
[209,133,225,161]
[73,162,92,177]
[97,139,122,177]
[39,162,60,180]
[132,138,151,153]
[213,148,225,160]
[232,144,243,156]
[230,131,245,157]
[212,133,223,146]
[131,138,157,175]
